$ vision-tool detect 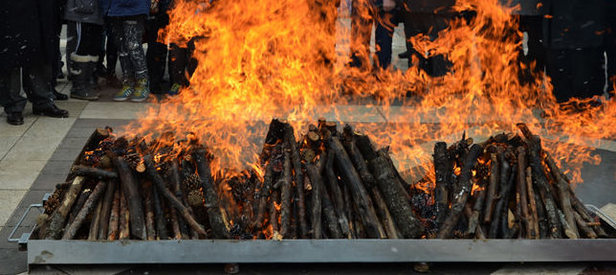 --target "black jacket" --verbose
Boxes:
[0,0,59,70]
[542,0,607,49]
